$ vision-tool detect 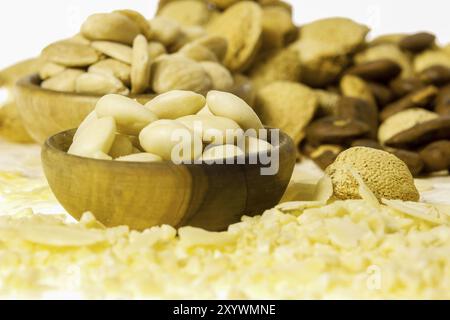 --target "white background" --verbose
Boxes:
[0,0,449,69]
